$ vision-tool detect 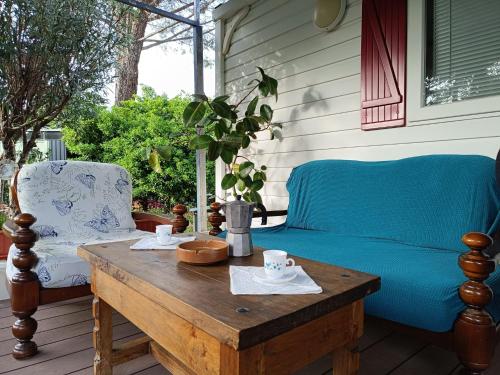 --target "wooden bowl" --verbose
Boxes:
[176,240,228,265]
